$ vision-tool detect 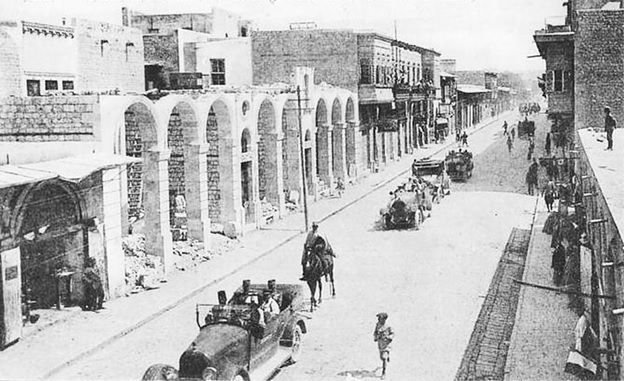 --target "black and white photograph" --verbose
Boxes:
[0,0,621,379]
